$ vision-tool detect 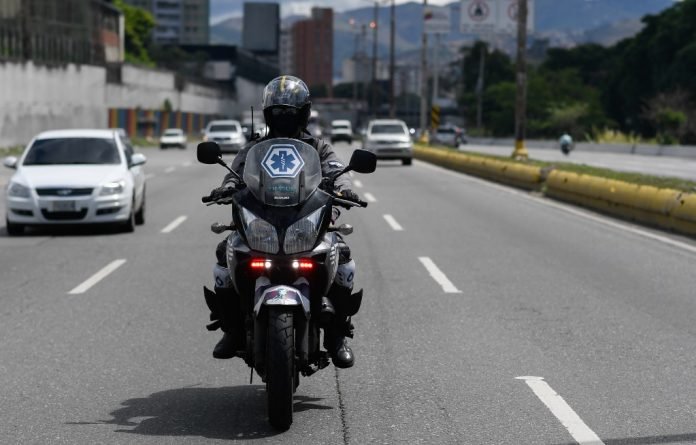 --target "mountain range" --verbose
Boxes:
[211,0,676,75]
